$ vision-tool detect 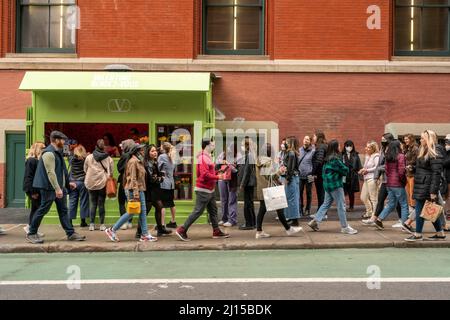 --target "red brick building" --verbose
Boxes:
[1,0,450,207]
